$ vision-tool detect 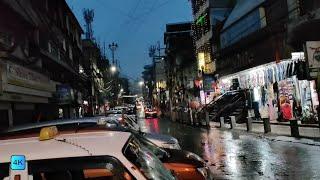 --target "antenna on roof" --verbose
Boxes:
[83,9,94,40]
